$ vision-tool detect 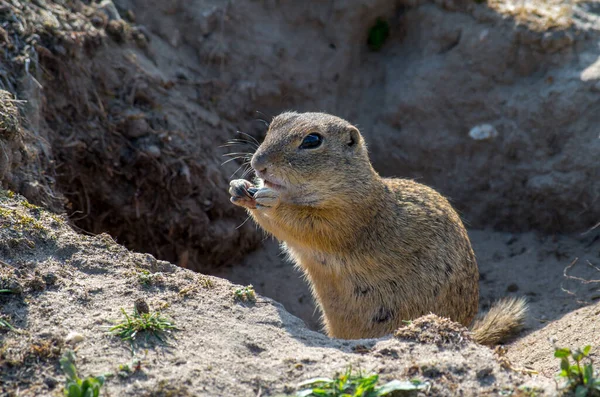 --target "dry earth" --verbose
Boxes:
[0,193,554,396]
